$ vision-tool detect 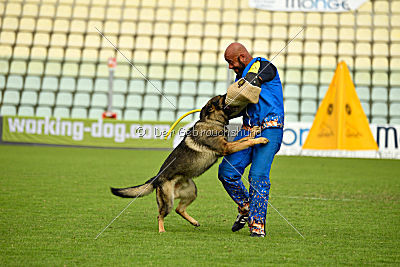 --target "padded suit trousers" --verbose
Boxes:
[218,127,283,234]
